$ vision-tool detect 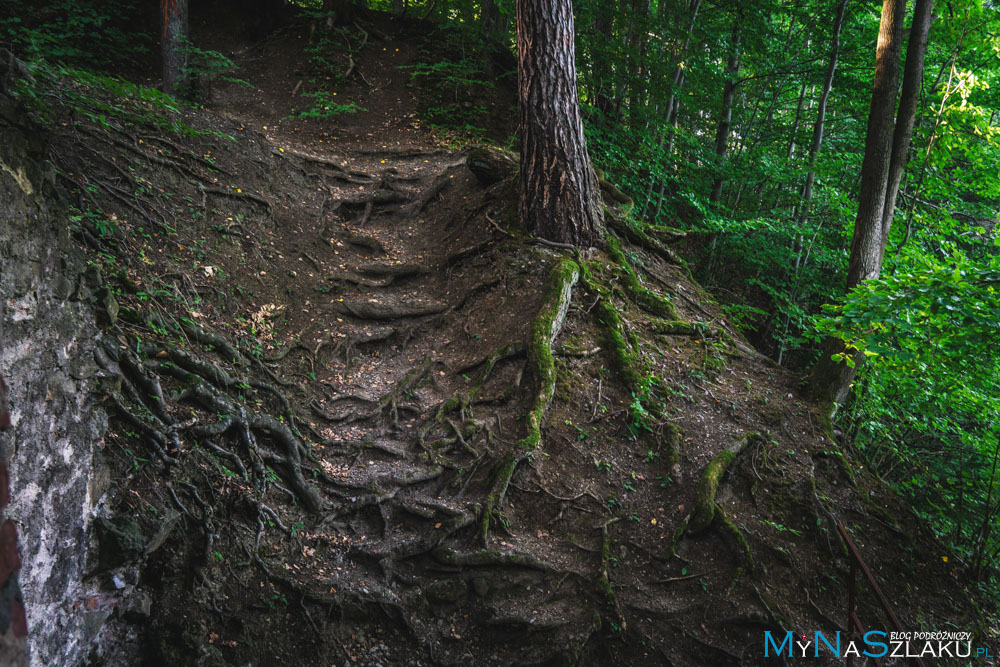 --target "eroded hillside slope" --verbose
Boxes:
[1,17,994,666]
